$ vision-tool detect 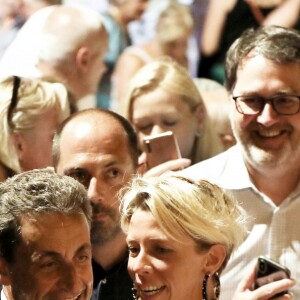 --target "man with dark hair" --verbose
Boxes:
[53,108,139,299]
[0,168,93,300]
[182,25,300,299]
